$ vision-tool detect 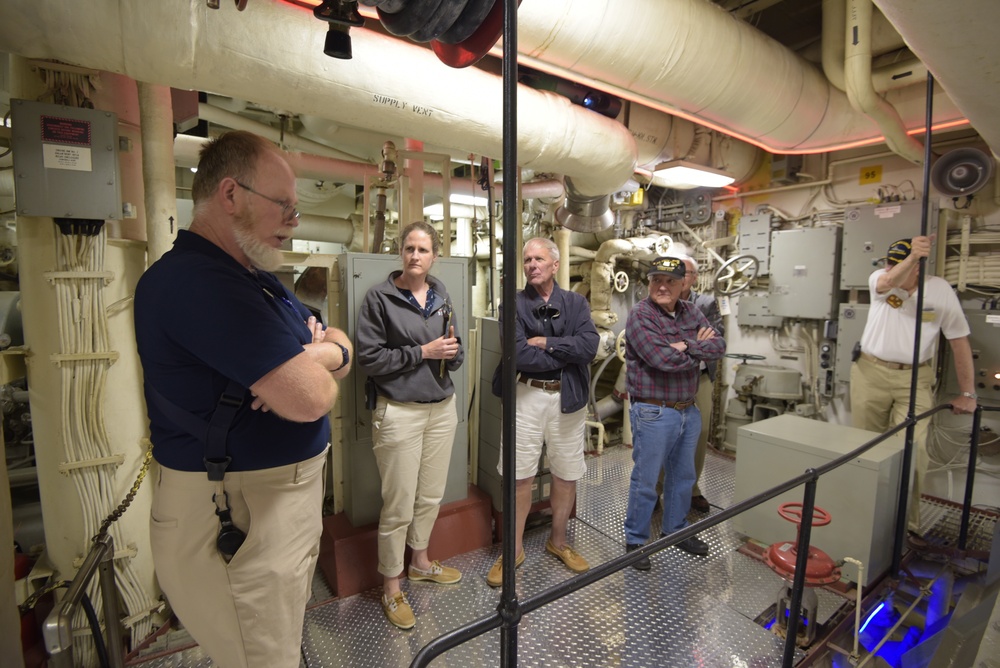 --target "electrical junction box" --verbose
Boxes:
[733,415,904,586]
[768,226,842,320]
[738,214,772,276]
[943,309,1000,402]
[9,99,122,220]
[338,253,470,527]
[835,303,869,385]
[840,200,939,290]
[736,292,784,328]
